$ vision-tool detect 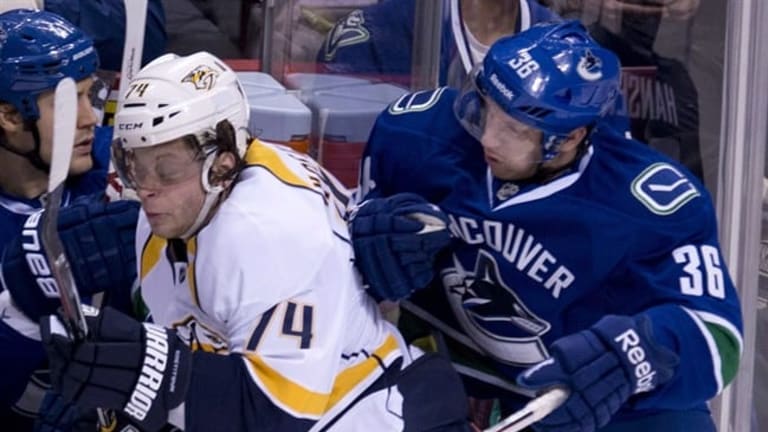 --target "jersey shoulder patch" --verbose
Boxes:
[630,162,700,215]
[388,87,449,115]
